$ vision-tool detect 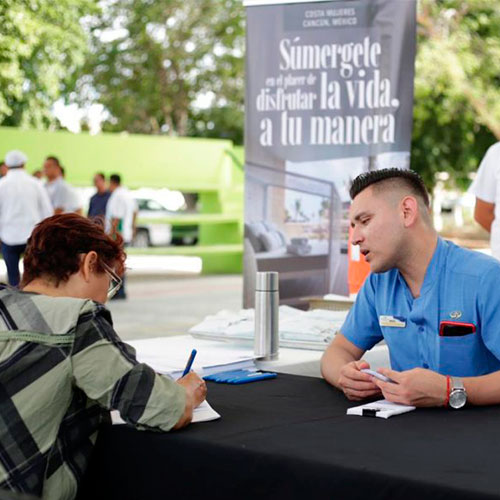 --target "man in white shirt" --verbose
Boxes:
[43,156,82,215]
[469,142,500,260]
[106,174,137,298]
[0,150,53,286]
